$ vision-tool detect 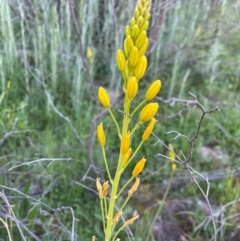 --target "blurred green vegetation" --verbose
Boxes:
[0,0,239,240]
